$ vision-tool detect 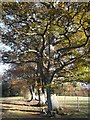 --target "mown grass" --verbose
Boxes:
[56,96,89,118]
[0,96,89,119]
[0,97,24,102]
